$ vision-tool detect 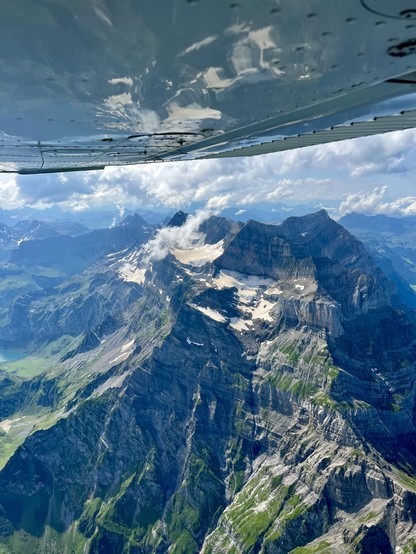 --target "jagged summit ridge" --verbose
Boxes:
[216,210,397,319]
